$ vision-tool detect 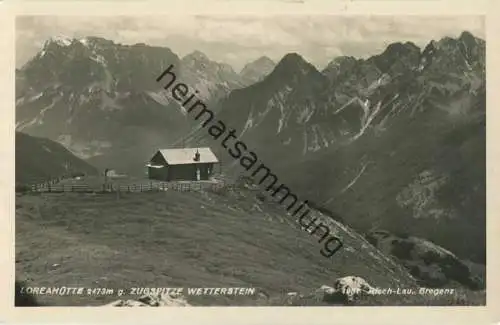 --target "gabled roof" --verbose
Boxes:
[156,147,219,165]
